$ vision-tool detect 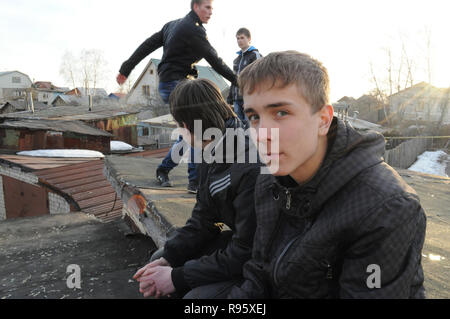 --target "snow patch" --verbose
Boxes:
[408,150,448,178]
[17,149,104,158]
[110,141,133,151]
